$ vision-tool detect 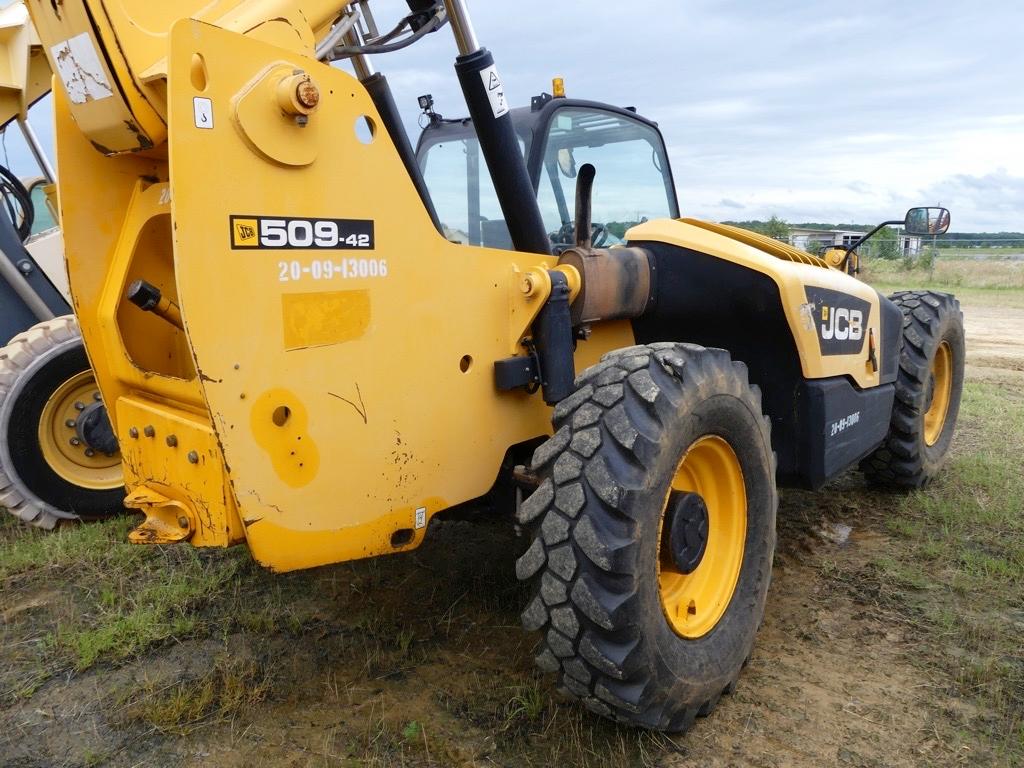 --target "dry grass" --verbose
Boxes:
[863,257,1024,290]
